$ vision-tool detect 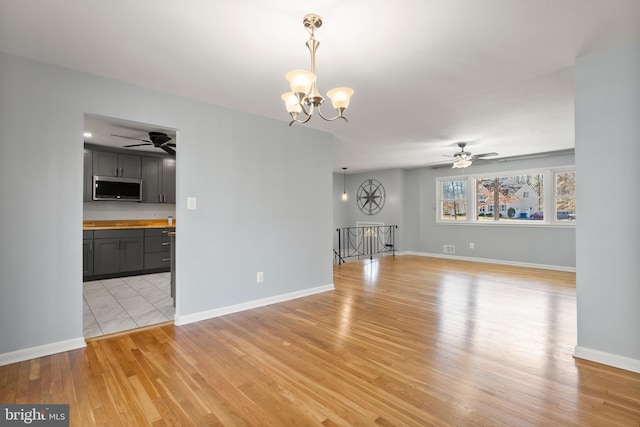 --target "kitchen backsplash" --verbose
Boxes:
[83,201,176,221]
